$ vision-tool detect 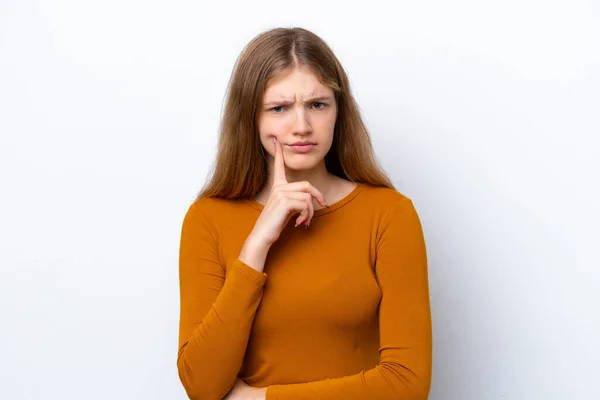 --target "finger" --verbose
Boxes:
[272,136,287,185]
[284,192,314,227]
[277,180,328,208]
[282,198,309,227]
